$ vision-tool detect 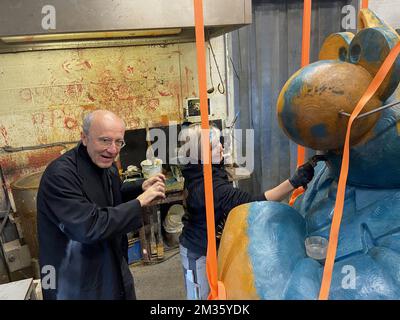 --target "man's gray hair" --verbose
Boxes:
[82,112,95,135]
